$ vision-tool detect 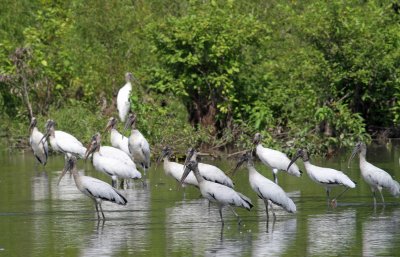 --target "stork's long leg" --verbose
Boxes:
[218,206,224,225]
[378,189,385,205]
[99,203,105,220]
[326,189,331,206]
[331,187,350,207]
[229,206,242,225]
[94,202,101,220]
[269,201,276,220]
[372,190,377,207]
[264,199,269,222]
